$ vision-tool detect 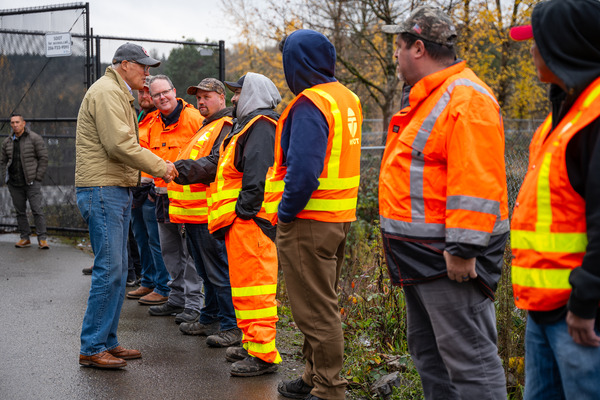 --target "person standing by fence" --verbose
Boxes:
[127,76,172,306]
[379,6,509,399]
[144,74,205,326]
[509,0,600,398]
[266,29,363,400]
[75,43,176,369]
[1,113,49,249]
